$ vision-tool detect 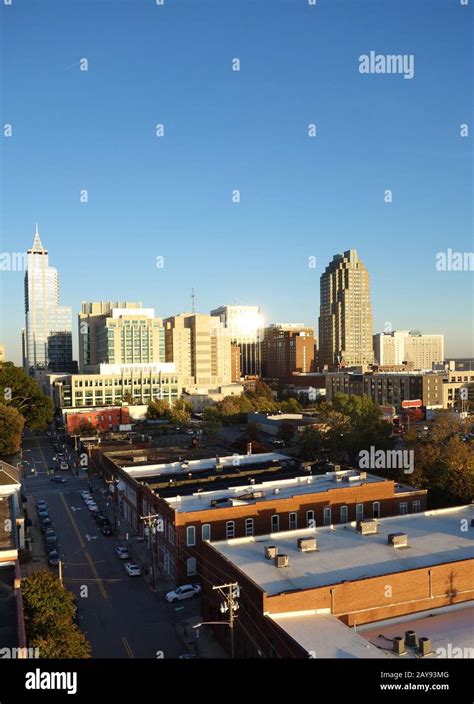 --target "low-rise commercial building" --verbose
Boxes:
[200,505,474,658]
